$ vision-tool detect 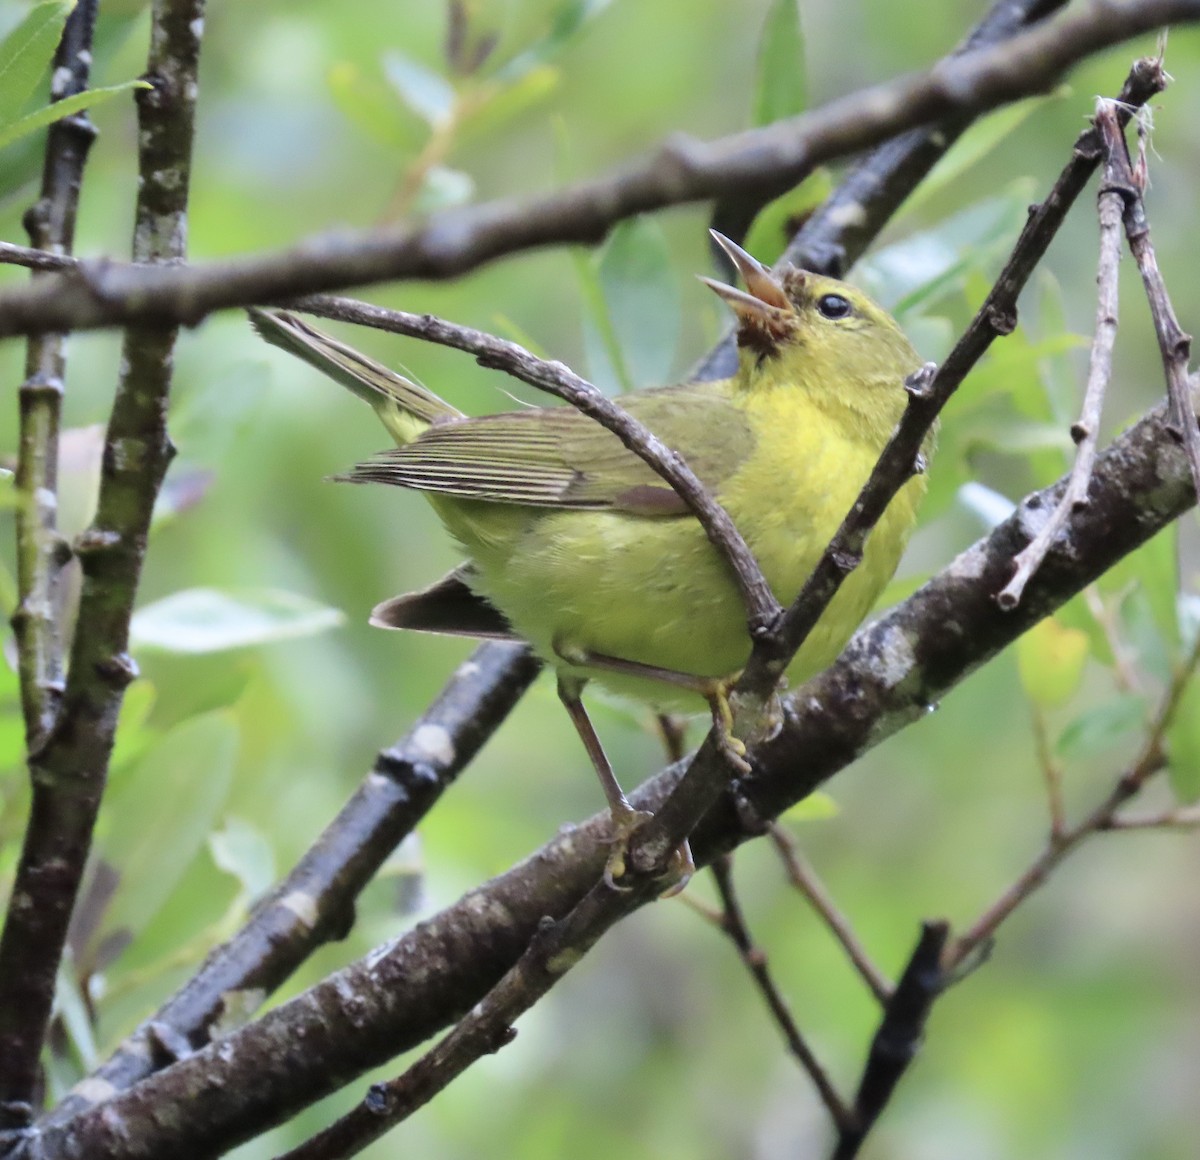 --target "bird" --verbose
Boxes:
[250,231,929,882]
